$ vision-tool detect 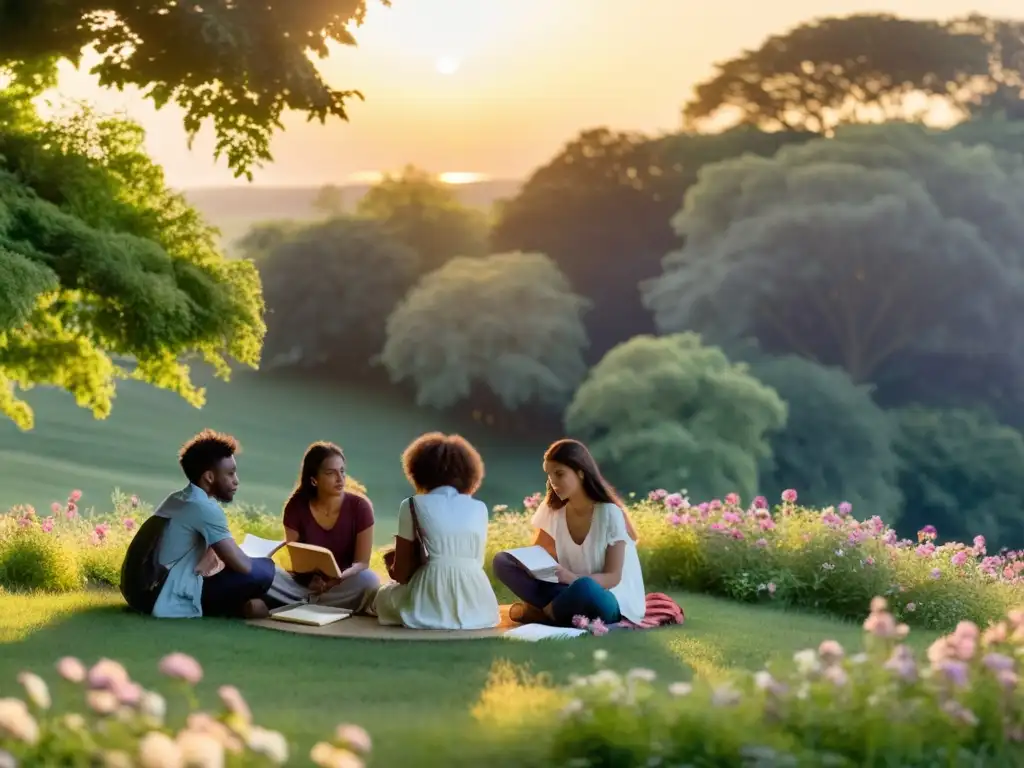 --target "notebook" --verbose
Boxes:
[502,545,560,583]
[269,603,353,627]
[503,624,588,642]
